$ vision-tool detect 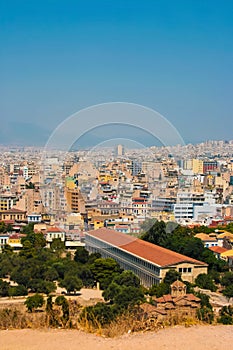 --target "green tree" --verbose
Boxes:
[87,252,101,264]
[21,223,35,235]
[28,279,56,294]
[148,282,169,297]
[26,181,35,189]
[102,282,121,303]
[222,285,233,299]
[50,238,65,255]
[8,285,28,297]
[0,279,10,296]
[74,247,89,264]
[218,305,233,324]
[77,266,95,287]
[80,302,115,327]
[19,240,34,258]
[113,285,145,309]
[0,221,13,233]
[90,258,122,289]
[163,269,181,285]
[25,294,44,312]
[195,292,214,323]
[197,306,214,323]
[59,275,83,294]
[10,267,31,287]
[140,218,157,232]
[46,295,59,327]
[141,220,167,246]
[195,273,217,292]
[55,296,70,326]
[43,267,59,282]
[113,270,140,288]
[201,248,227,272]
[221,271,233,287]
[1,244,14,255]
